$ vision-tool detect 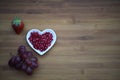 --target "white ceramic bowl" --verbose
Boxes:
[26,29,57,55]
